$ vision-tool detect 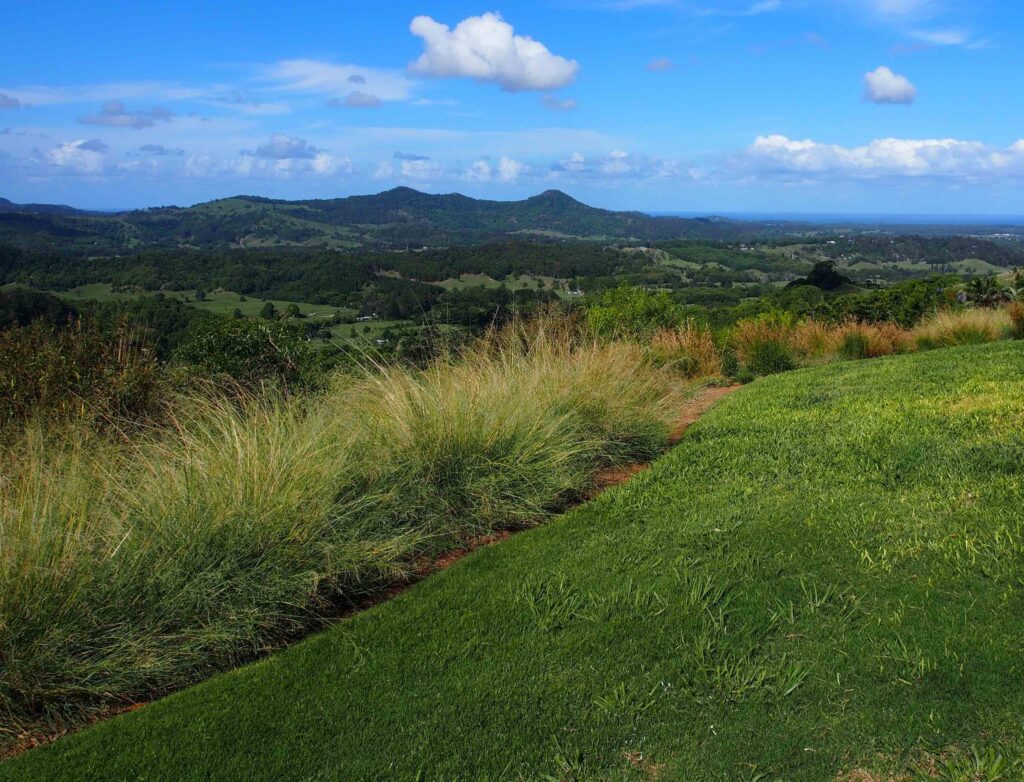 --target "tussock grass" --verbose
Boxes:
[1009,301,1024,340]
[649,321,724,379]
[736,306,1018,377]
[911,308,1012,350]
[0,323,690,744]
[733,314,798,375]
